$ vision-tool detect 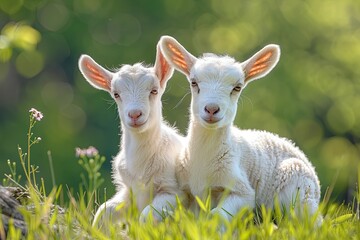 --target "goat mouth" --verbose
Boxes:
[201,117,222,124]
[128,120,147,128]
